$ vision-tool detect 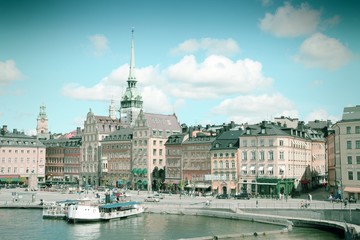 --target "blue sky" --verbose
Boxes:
[0,0,359,135]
